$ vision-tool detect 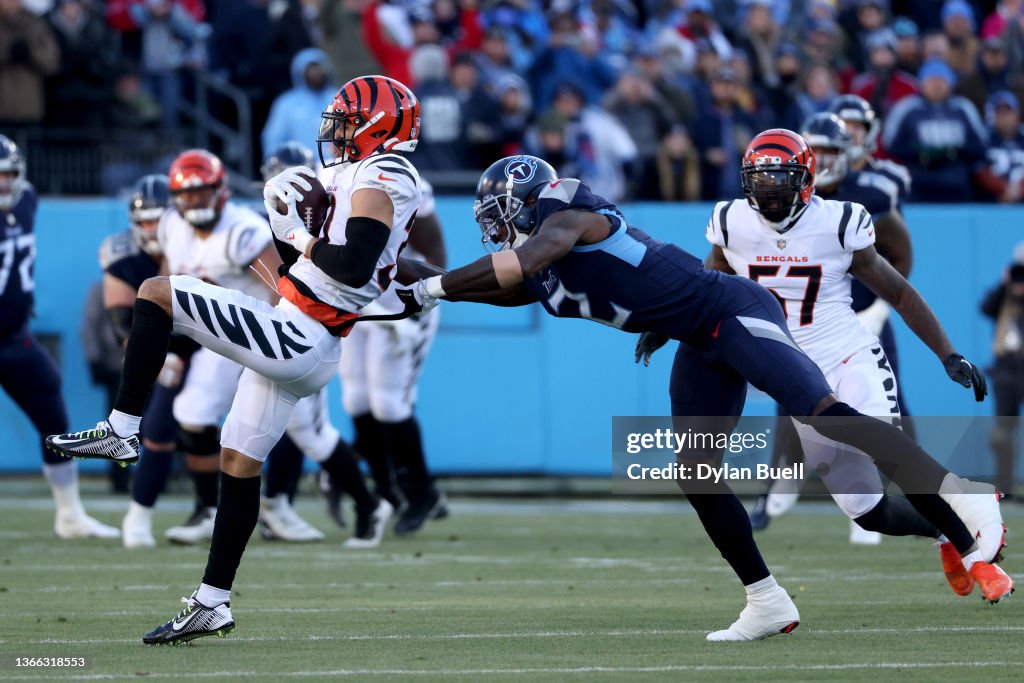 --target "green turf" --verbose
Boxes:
[0,483,1021,682]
